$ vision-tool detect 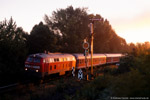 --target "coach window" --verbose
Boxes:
[79,60,81,64]
[80,59,83,64]
[93,59,95,63]
[96,58,98,62]
[94,59,96,62]
[87,59,89,63]
[77,60,79,63]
